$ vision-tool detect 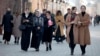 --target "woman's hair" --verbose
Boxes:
[56,10,62,16]
[81,5,86,9]
[72,6,76,11]
[43,9,47,12]
[67,8,71,10]
[46,11,51,15]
